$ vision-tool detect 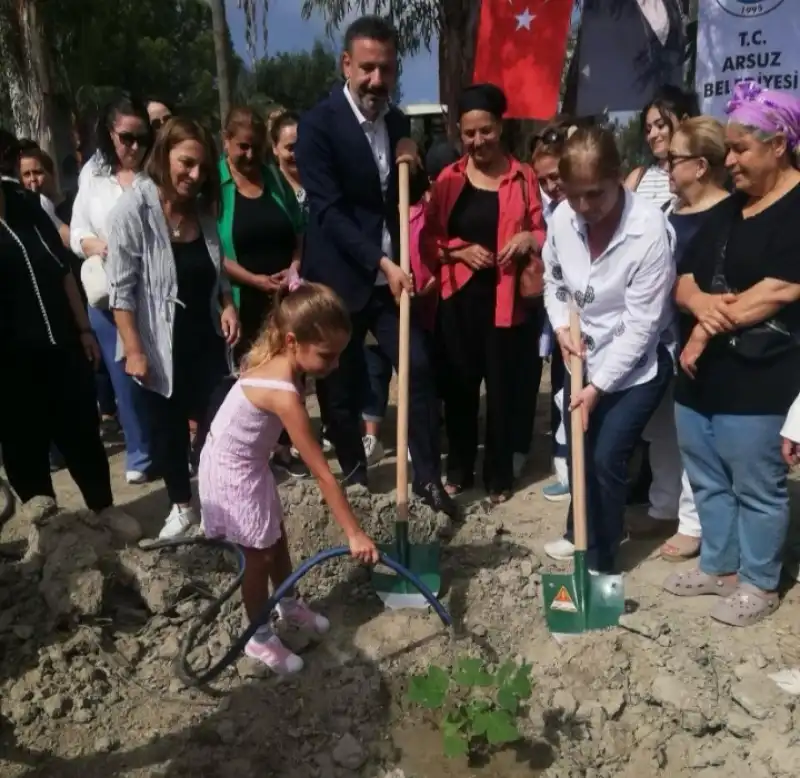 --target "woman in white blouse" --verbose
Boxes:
[70,95,155,484]
[542,126,676,572]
